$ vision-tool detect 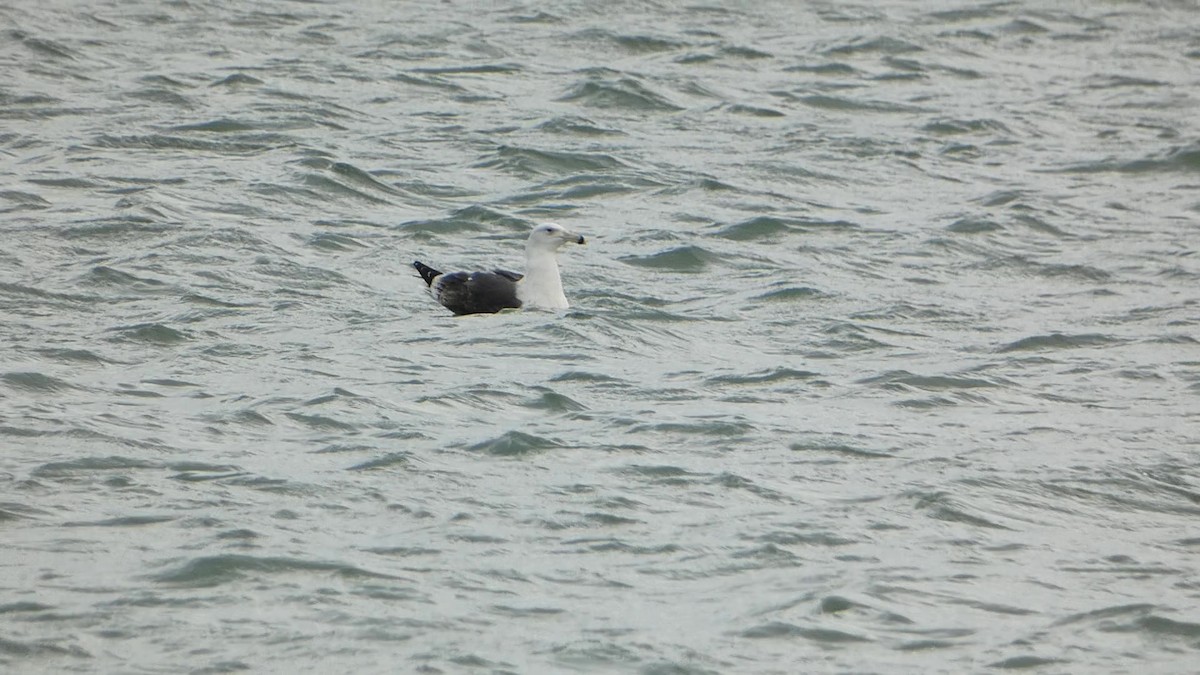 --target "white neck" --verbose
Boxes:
[517,244,568,309]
